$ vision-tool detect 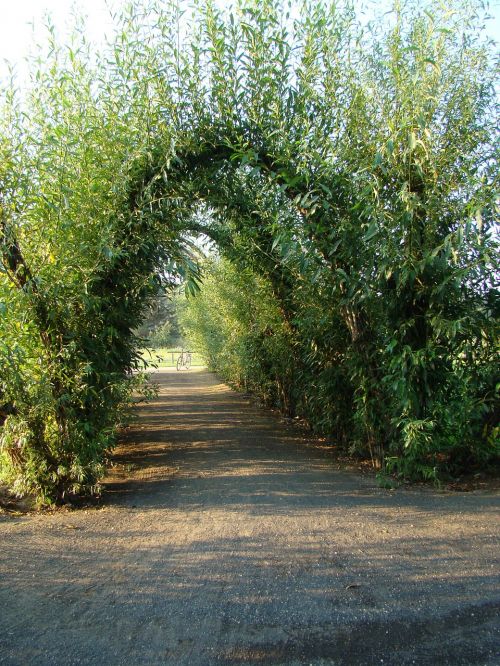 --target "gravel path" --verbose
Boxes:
[1,368,499,665]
